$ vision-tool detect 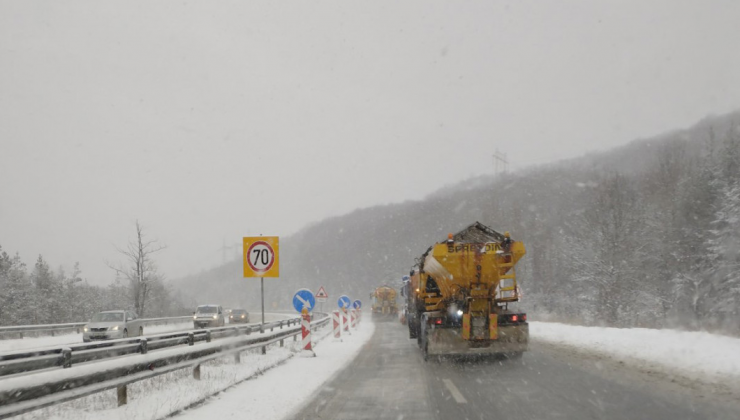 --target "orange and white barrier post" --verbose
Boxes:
[332,310,341,339]
[351,309,357,328]
[300,308,315,356]
[342,308,350,333]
